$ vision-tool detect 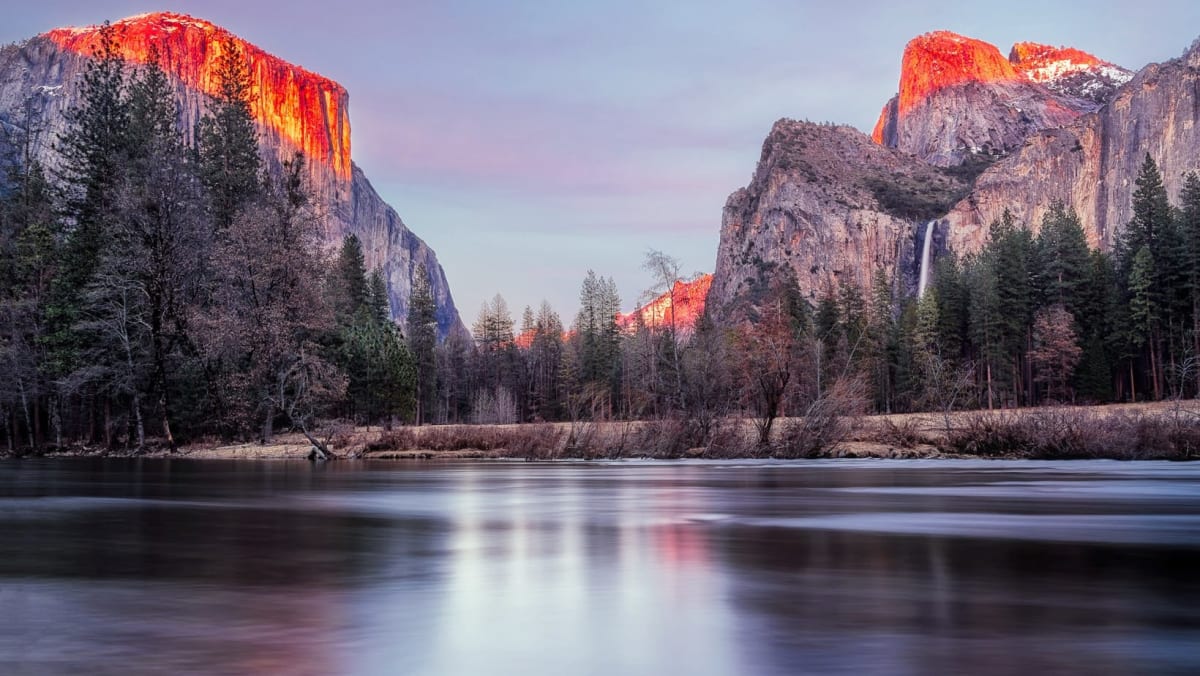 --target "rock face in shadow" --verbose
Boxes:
[0,12,465,337]
[945,40,1200,254]
[710,120,964,318]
